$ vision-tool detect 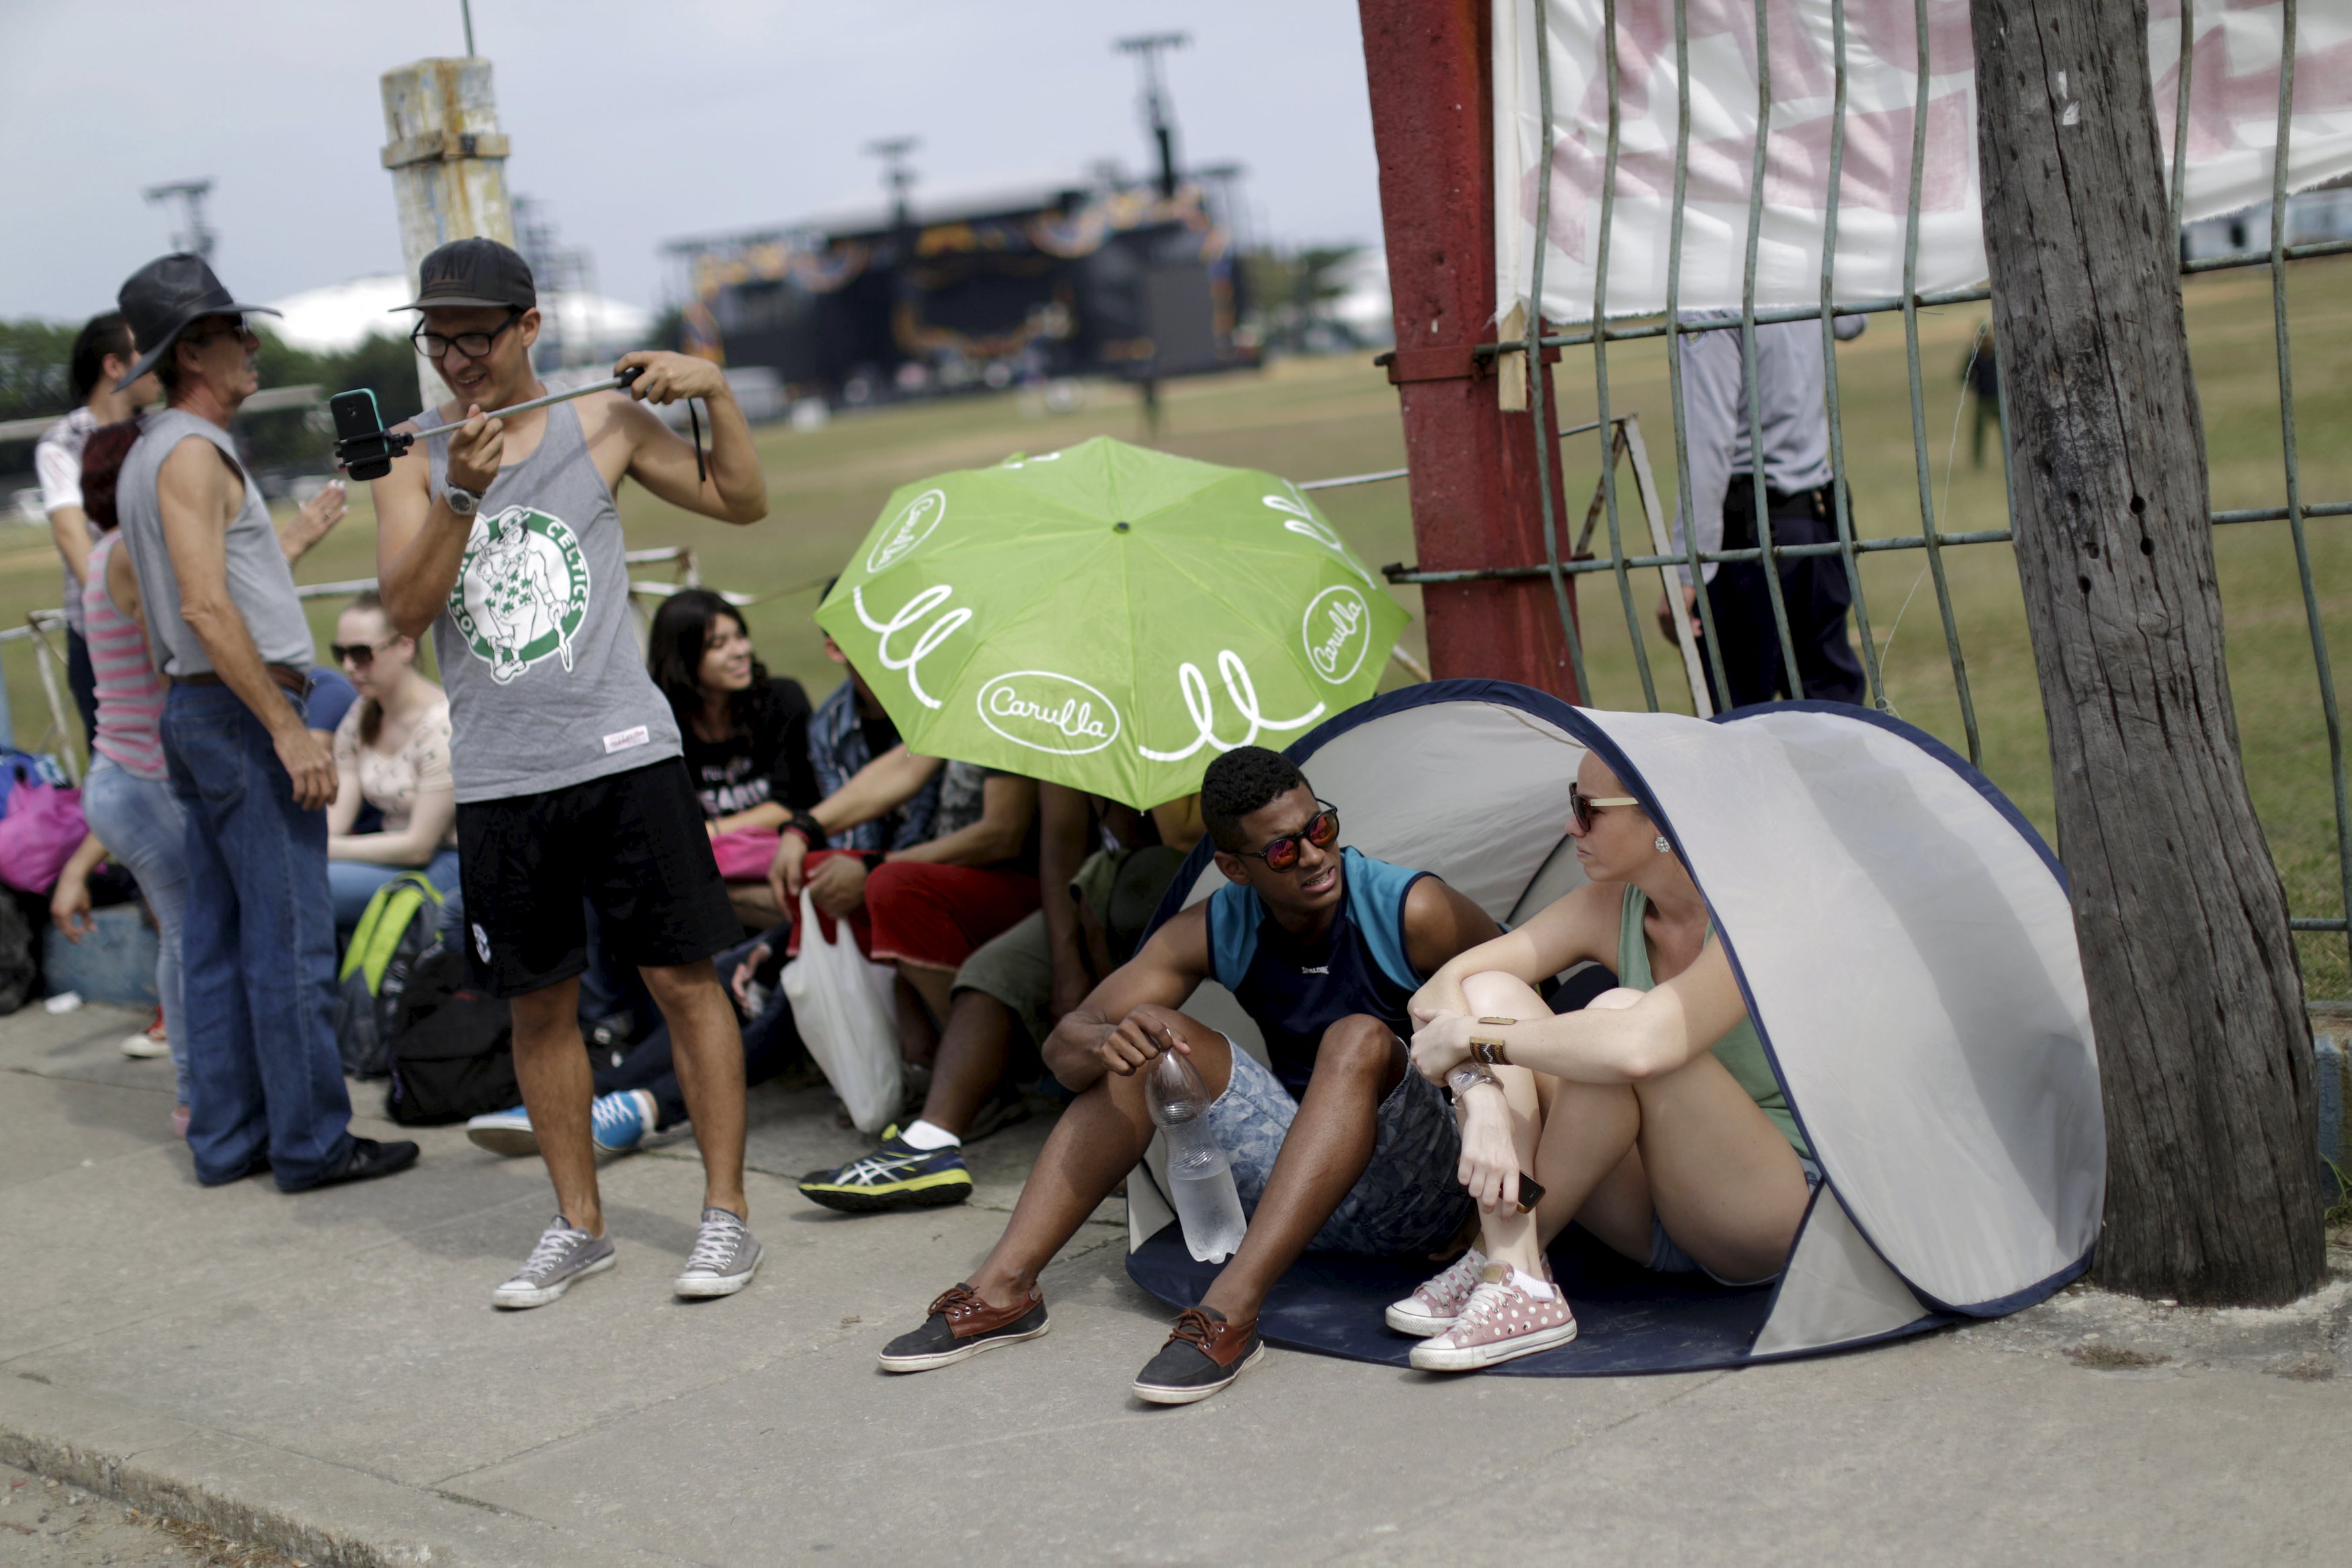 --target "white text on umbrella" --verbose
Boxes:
[1136,650,1325,763]
[852,582,970,709]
